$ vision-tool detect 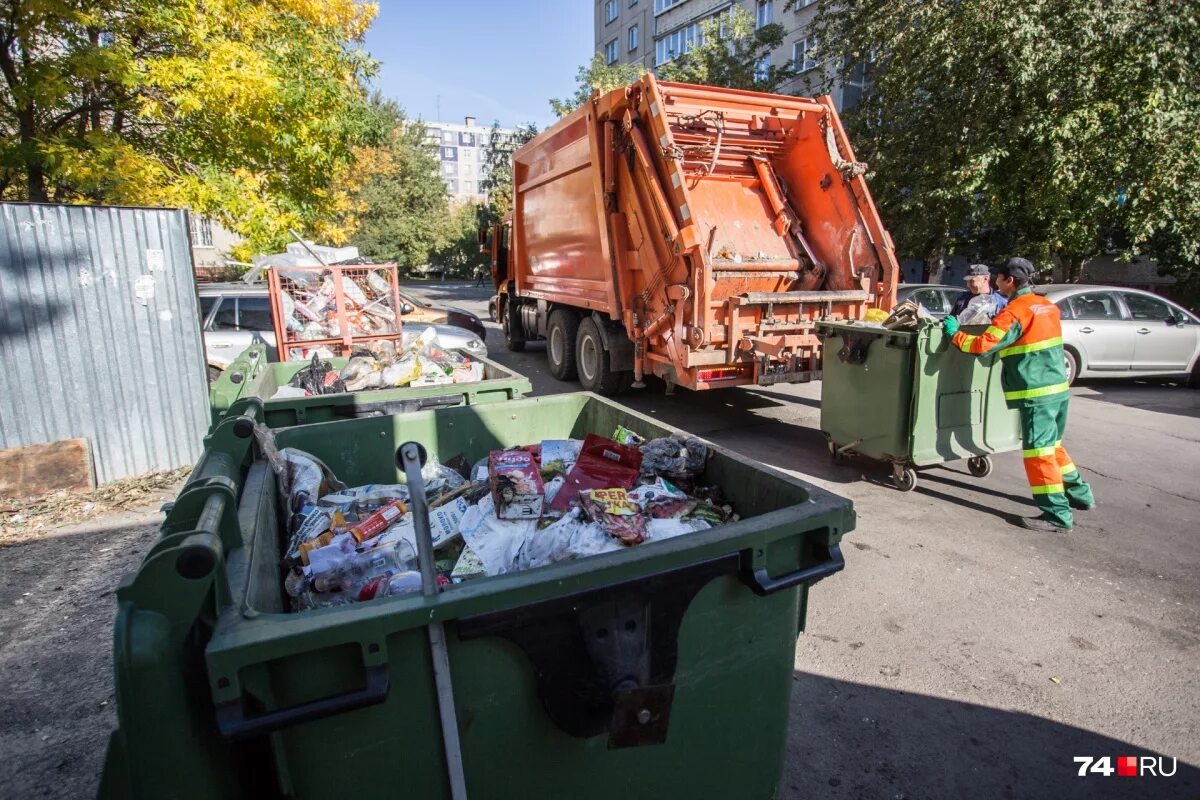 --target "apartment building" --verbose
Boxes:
[424,116,517,204]
[594,0,866,110]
